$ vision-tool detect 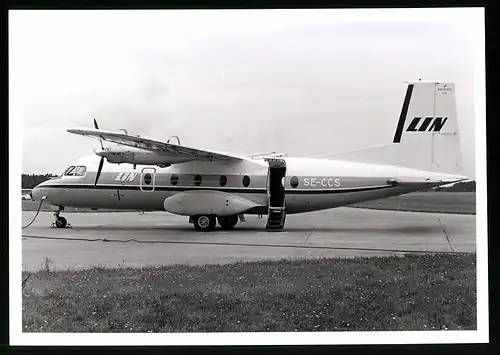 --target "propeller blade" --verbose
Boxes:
[94,156,104,186]
[93,118,104,150]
